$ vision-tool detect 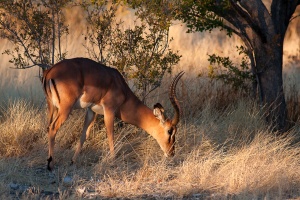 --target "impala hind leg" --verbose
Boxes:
[47,100,58,129]
[72,108,96,164]
[47,106,72,171]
